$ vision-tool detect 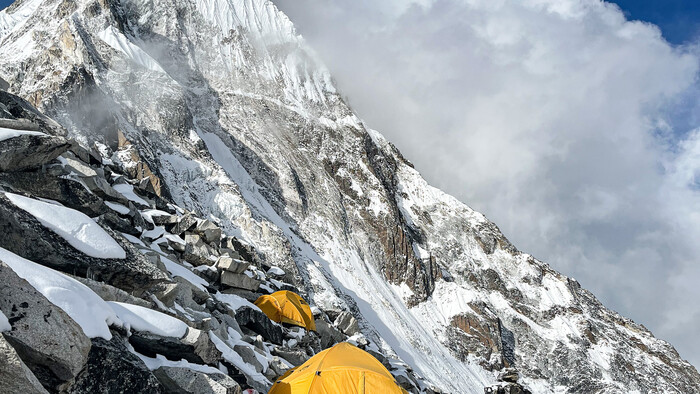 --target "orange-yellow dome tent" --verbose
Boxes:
[254,290,316,331]
[269,342,408,394]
